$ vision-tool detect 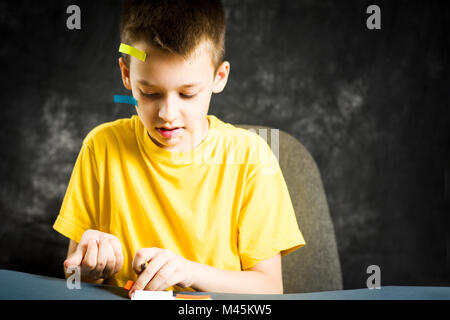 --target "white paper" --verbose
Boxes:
[131,290,175,300]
